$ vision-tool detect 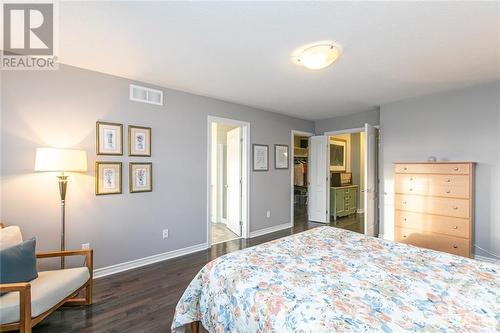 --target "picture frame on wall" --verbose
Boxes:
[129,125,151,156]
[330,138,347,172]
[274,144,289,169]
[96,121,123,155]
[129,162,153,193]
[95,162,122,195]
[253,144,269,171]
